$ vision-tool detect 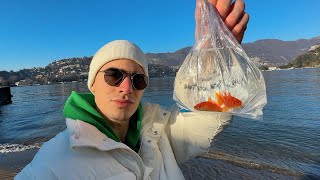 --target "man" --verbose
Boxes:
[16,0,249,179]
